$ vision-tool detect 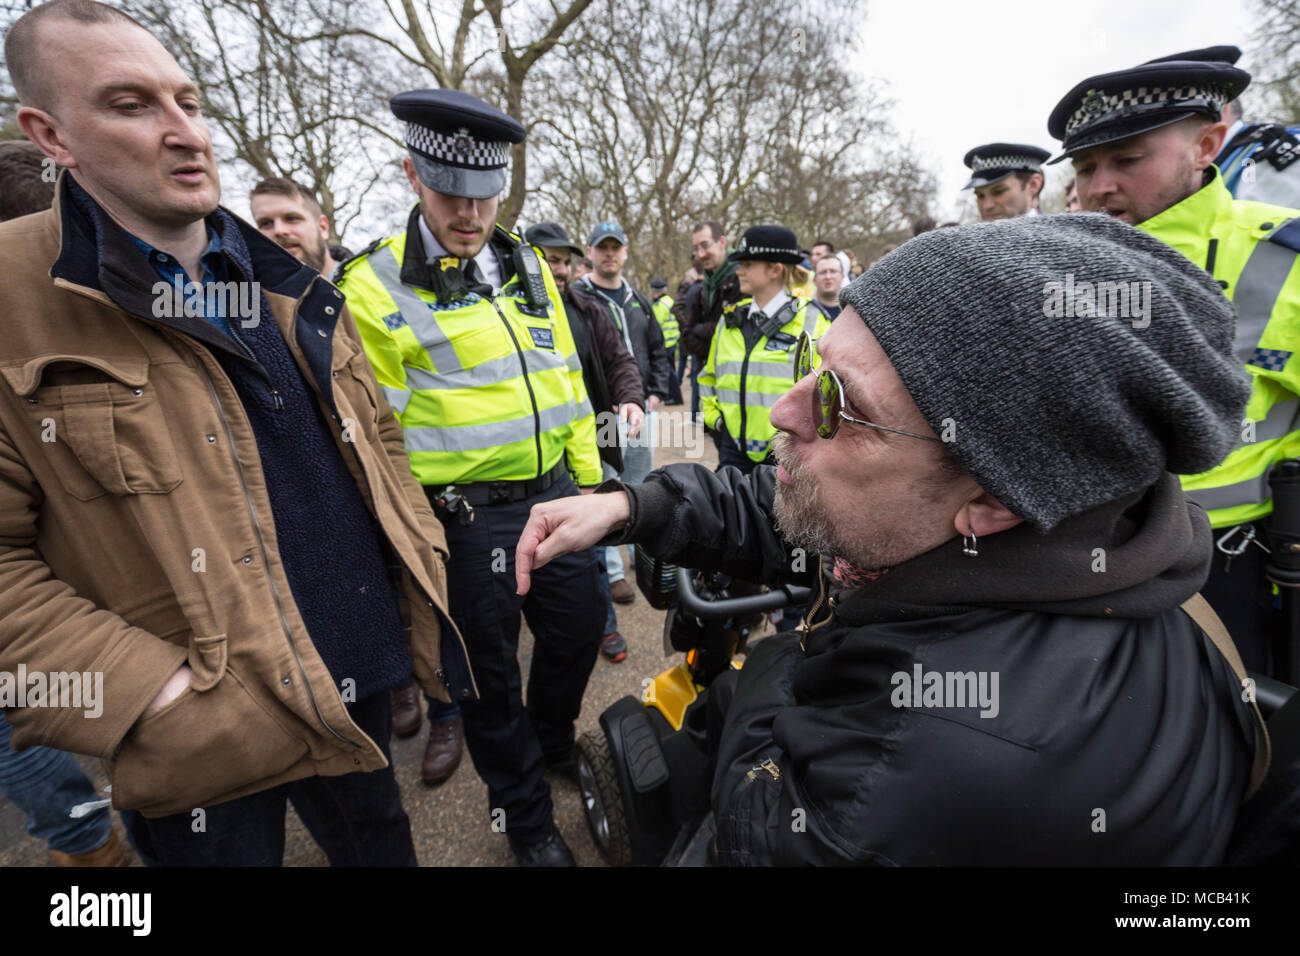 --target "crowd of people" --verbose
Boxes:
[1,0,1298,868]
